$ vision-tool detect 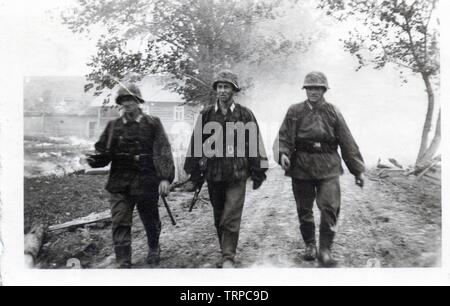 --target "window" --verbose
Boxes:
[174,106,185,121]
